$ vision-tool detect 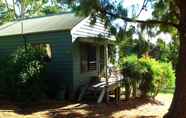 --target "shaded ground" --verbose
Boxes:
[0,93,172,118]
